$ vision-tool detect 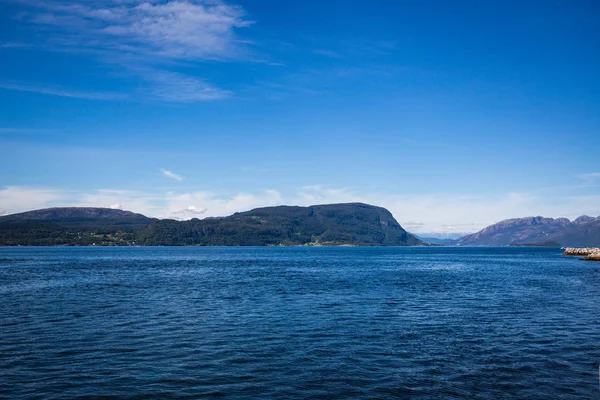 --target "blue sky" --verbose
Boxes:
[1,0,599,234]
